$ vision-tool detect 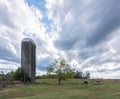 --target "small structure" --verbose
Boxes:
[21,38,36,83]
